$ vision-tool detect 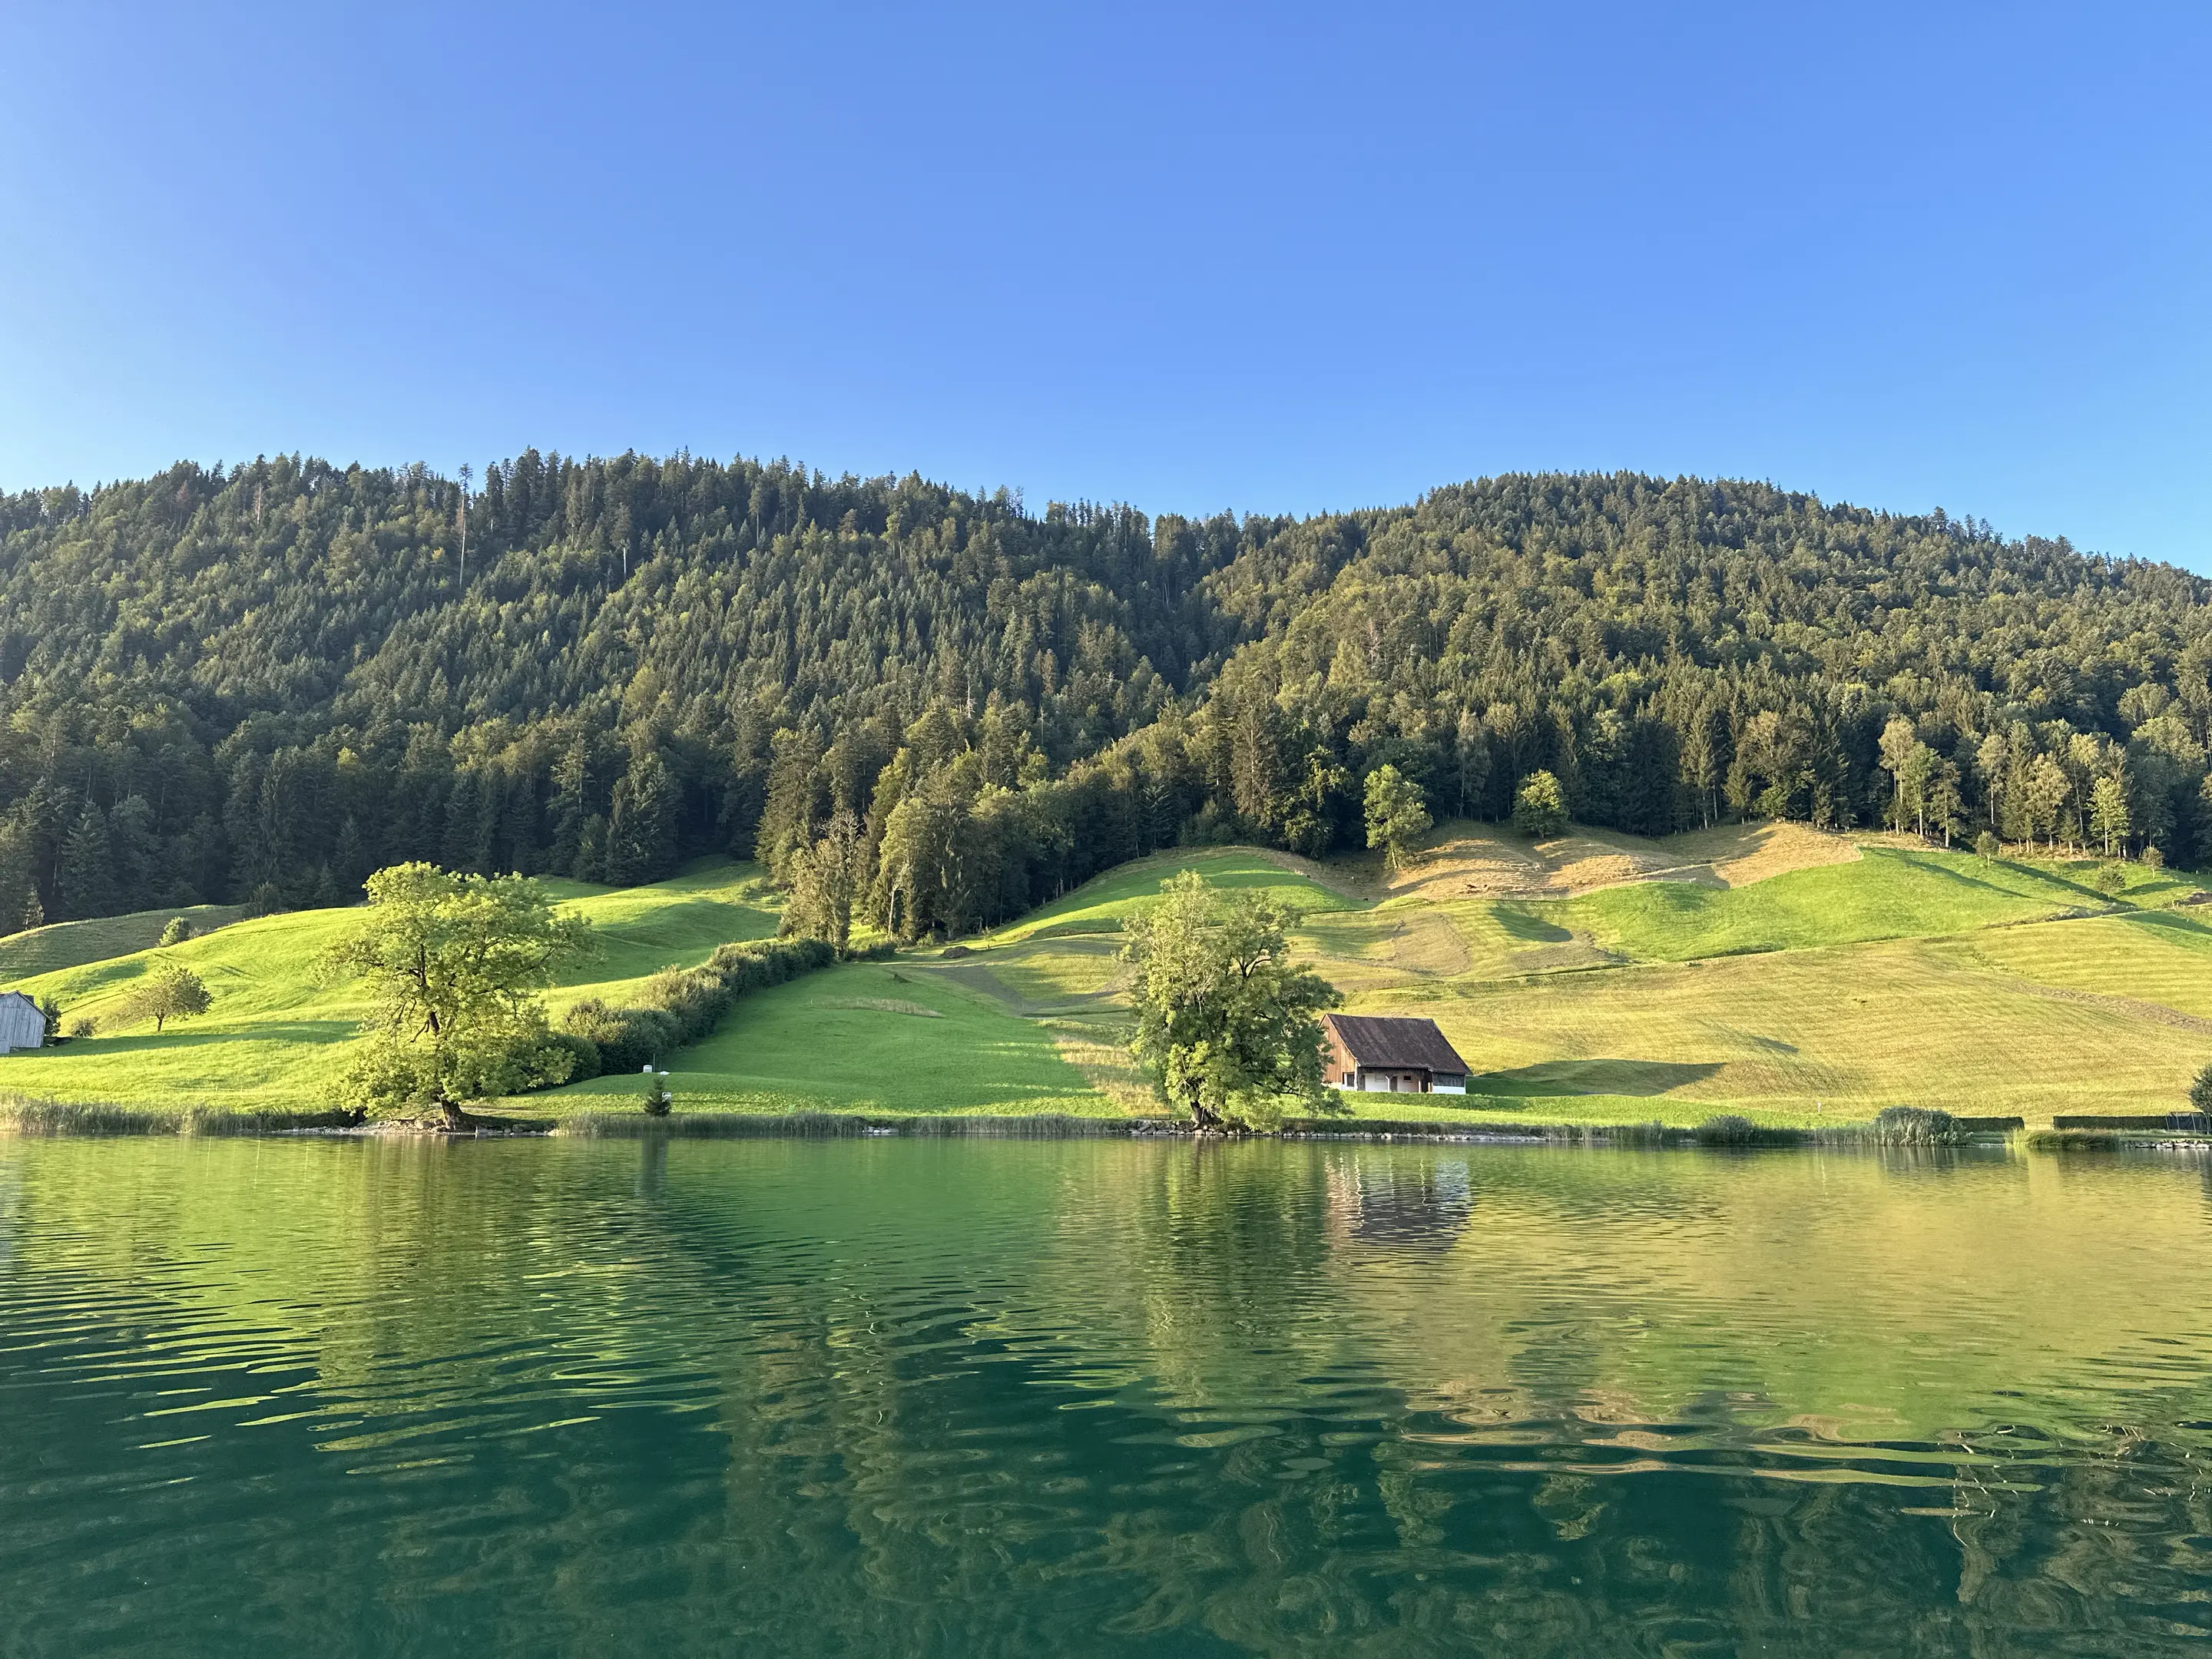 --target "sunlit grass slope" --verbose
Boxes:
[982,847,1353,944]
[0,863,780,1113]
[551,960,1111,1118]
[0,903,249,980]
[4,827,2208,1131]
[1553,847,2174,962]
[537,849,1358,1121]
[917,831,2212,1131]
